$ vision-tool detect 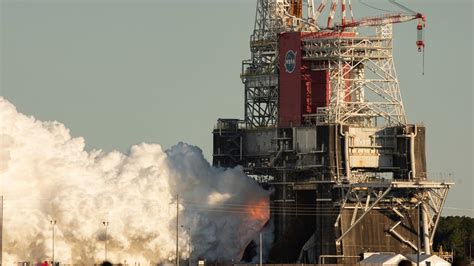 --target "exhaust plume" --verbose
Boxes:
[0,97,270,264]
